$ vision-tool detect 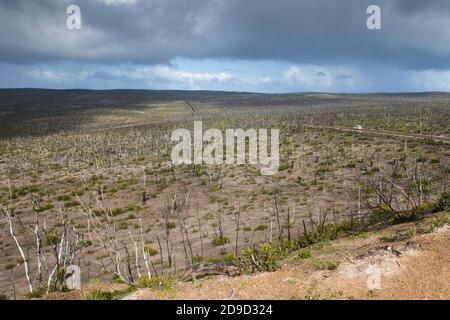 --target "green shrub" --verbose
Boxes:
[36,203,54,213]
[433,191,450,213]
[222,253,237,265]
[25,286,48,300]
[144,246,158,256]
[85,290,113,300]
[298,249,312,259]
[298,223,349,246]
[118,222,128,230]
[71,190,84,196]
[415,202,435,215]
[166,222,176,230]
[136,276,177,291]
[212,236,230,247]
[239,243,287,273]
[254,225,268,231]
[238,222,351,274]
[369,205,391,224]
[406,226,417,239]
[313,259,339,270]
[57,194,71,201]
[111,208,126,216]
[64,200,80,208]
[425,212,450,233]
[45,233,60,246]
[379,235,395,243]
[79,240,93,248]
